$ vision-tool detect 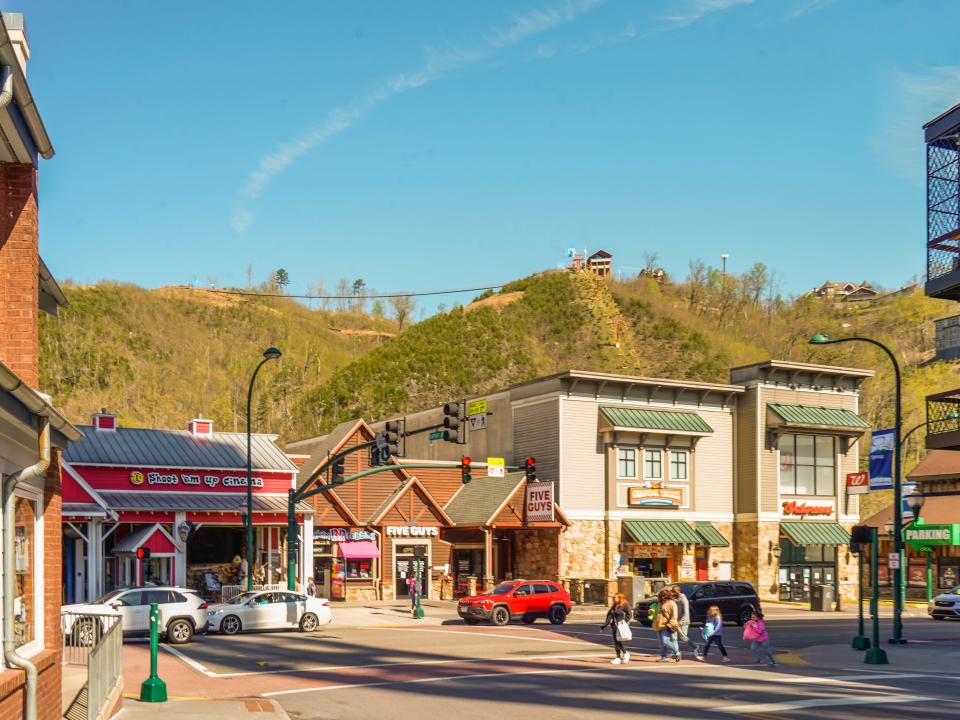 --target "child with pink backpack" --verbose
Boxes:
[743,610,777,666]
